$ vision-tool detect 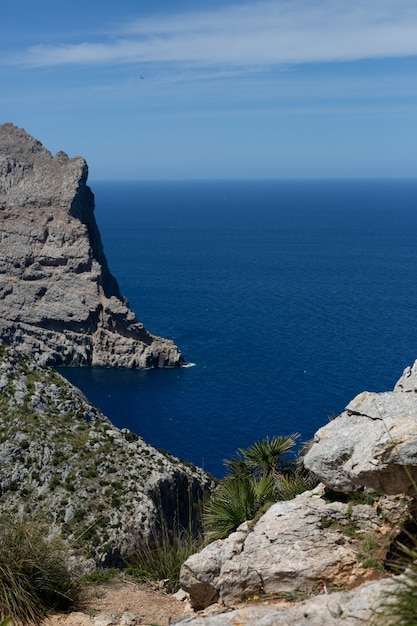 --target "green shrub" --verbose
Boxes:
[274,471,318,501]
[0,516,74,624]
[81,568,119,585]
[125,567,158,584]
[204,435,319,540]
[204,475,275,541]
[224,434,298,479]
